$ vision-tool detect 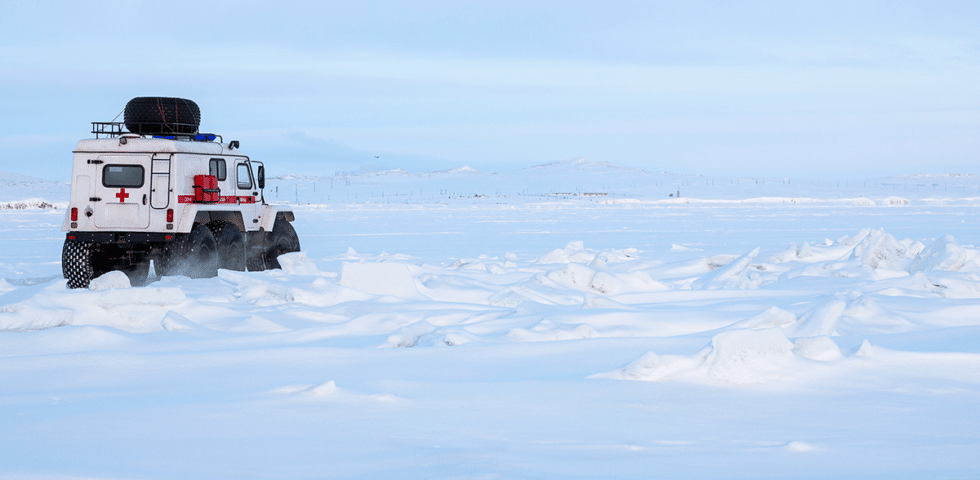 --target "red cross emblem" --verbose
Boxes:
[115,188,130,202]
